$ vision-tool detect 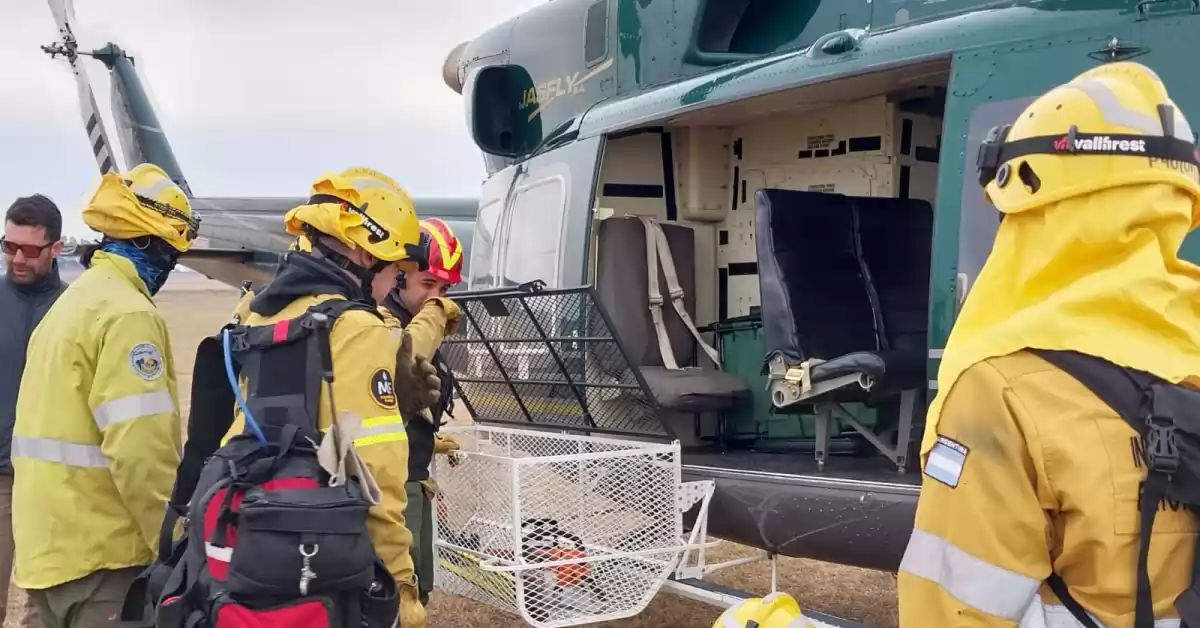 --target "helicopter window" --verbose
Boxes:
[500,175,566,288]
[958,96,1036,300]
[467,197,503,291]
[584,0,608,67]
[694,0,868,57]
